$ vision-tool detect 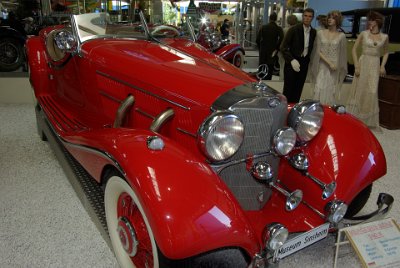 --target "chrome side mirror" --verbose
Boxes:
[54,30,77,53]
